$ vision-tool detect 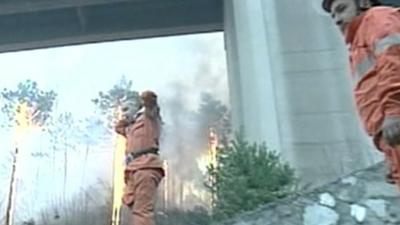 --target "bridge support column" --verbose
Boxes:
[223,0,381,186]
